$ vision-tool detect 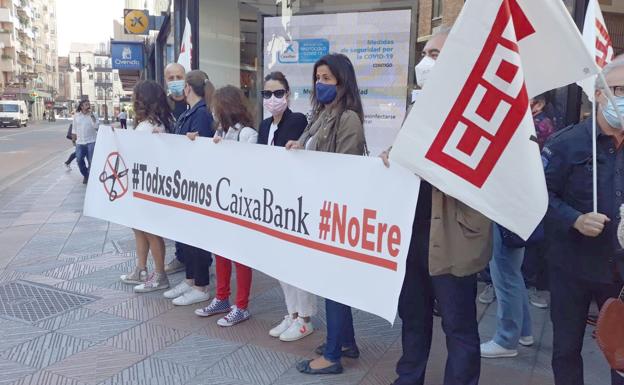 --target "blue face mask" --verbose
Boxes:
[315,82,337,105]
[168,80,185,97]
[602,96,624,129]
